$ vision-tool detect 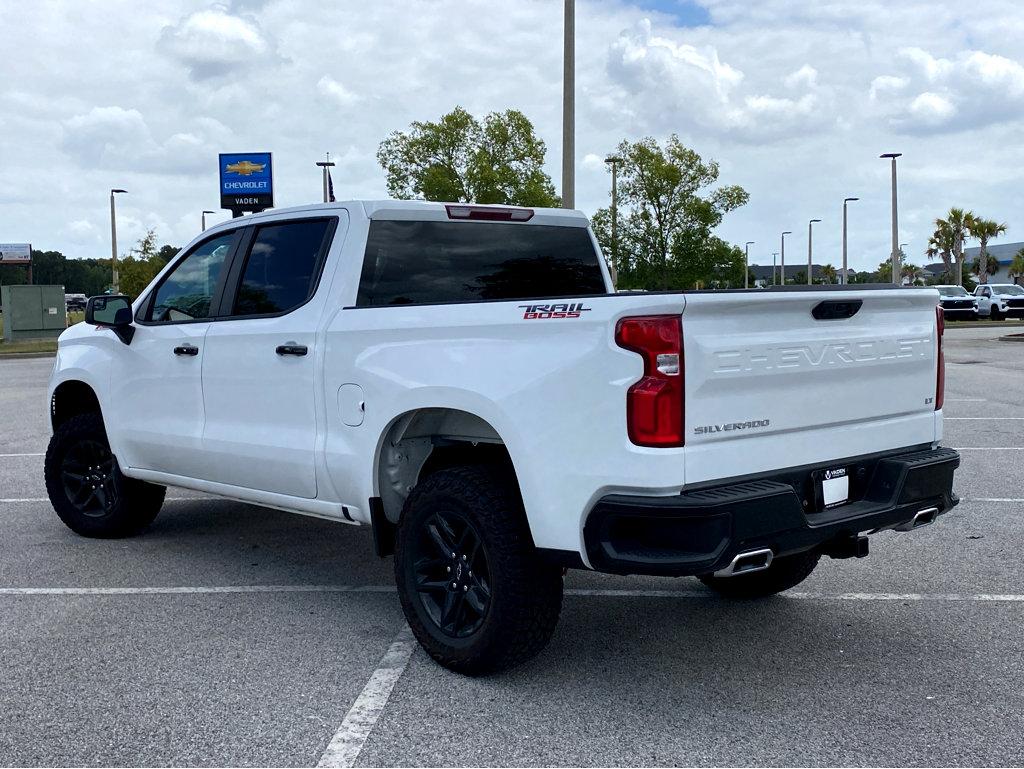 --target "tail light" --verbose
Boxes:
[615,315,684,447]
[935,304,944,411]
